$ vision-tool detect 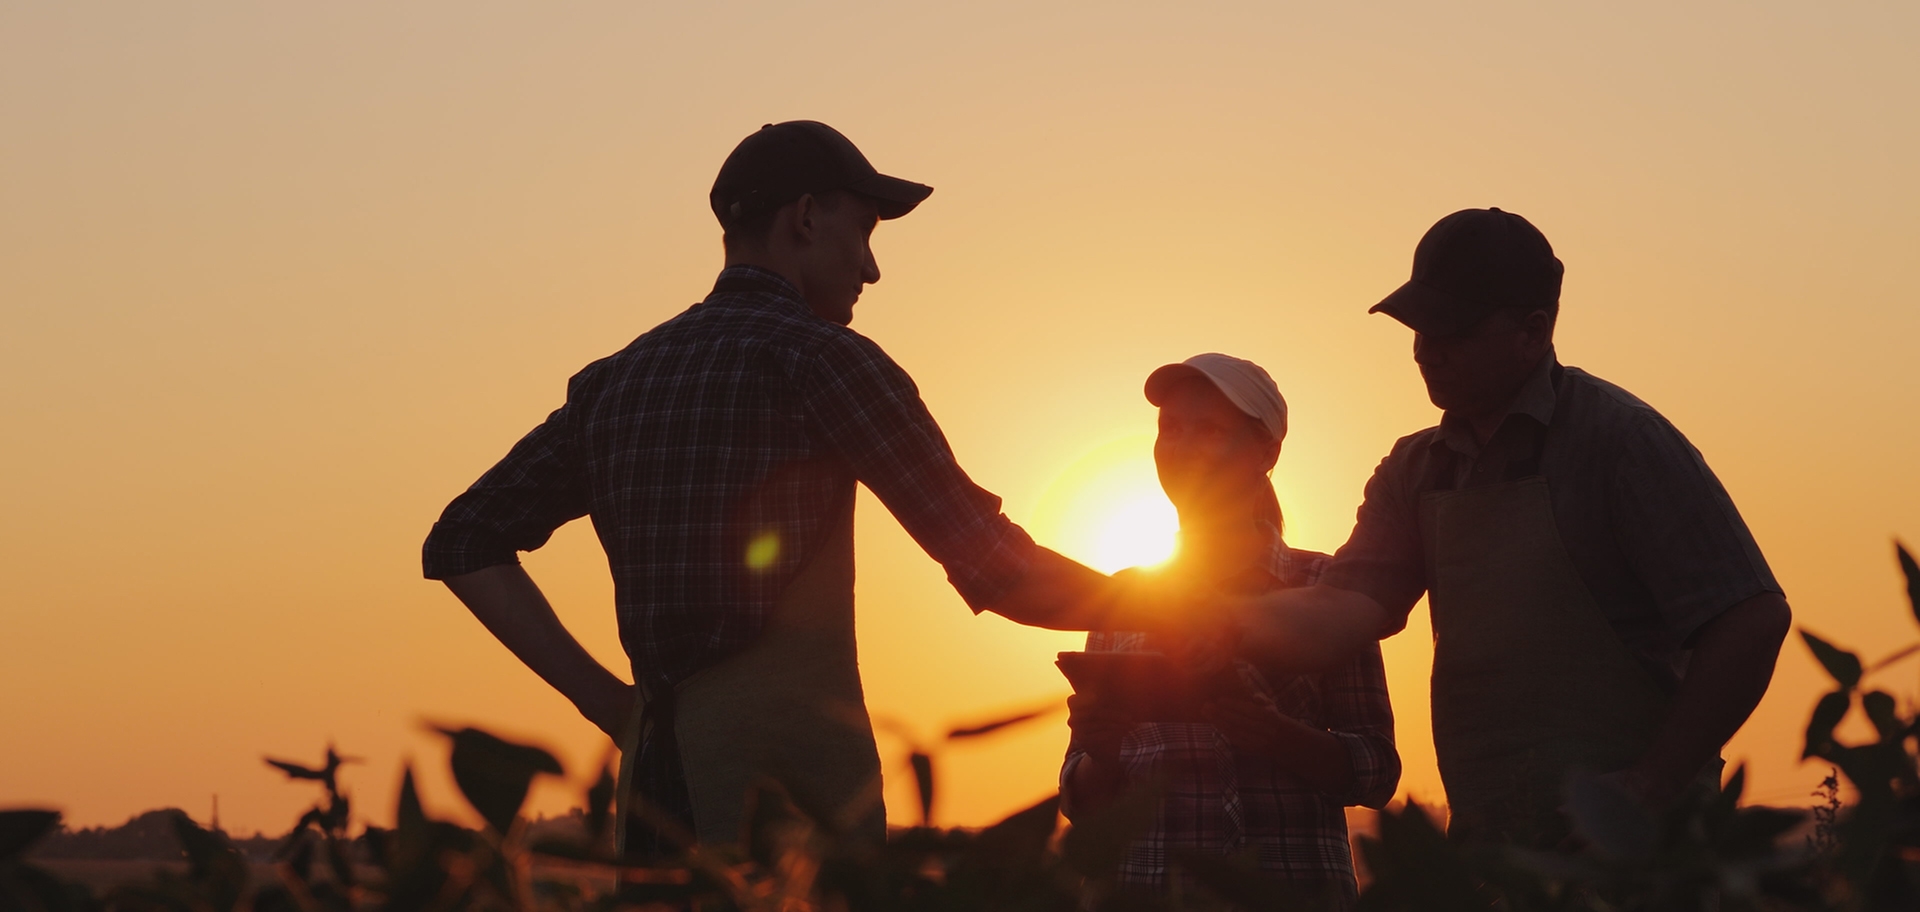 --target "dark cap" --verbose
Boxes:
[1369,208,1565,337]
[709,121,933,225]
